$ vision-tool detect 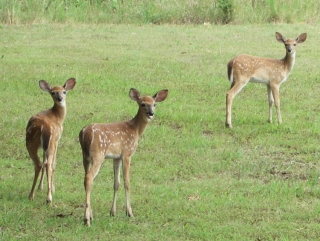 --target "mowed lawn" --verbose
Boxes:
[1,23,320,240]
